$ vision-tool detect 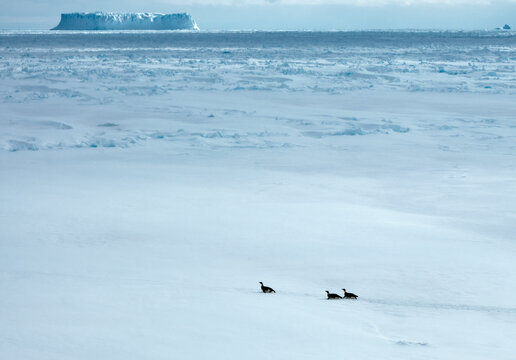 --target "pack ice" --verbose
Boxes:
[51,12,199,30]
